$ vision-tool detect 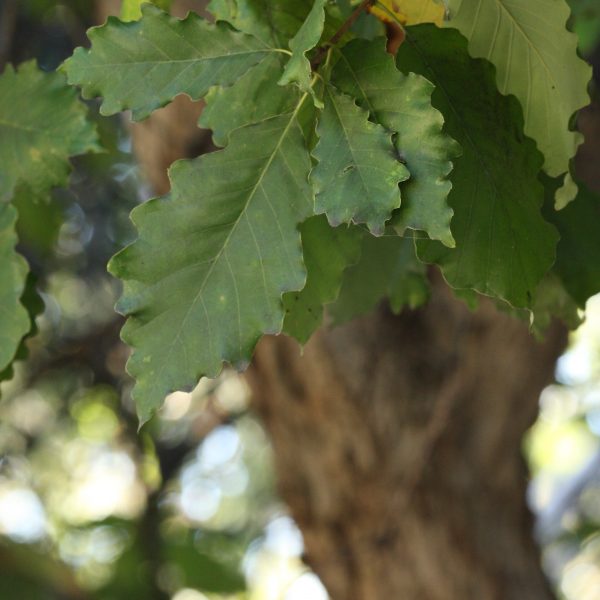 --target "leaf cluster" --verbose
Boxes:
[0,0,595,423]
